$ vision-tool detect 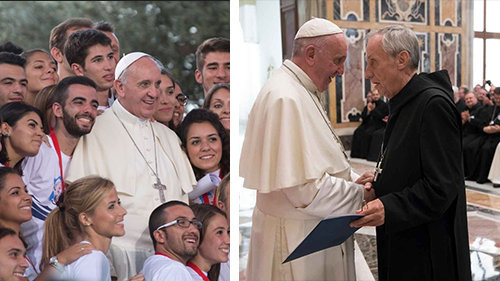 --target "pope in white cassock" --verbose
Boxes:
[66,52,196,281]
[240,18,375,281]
